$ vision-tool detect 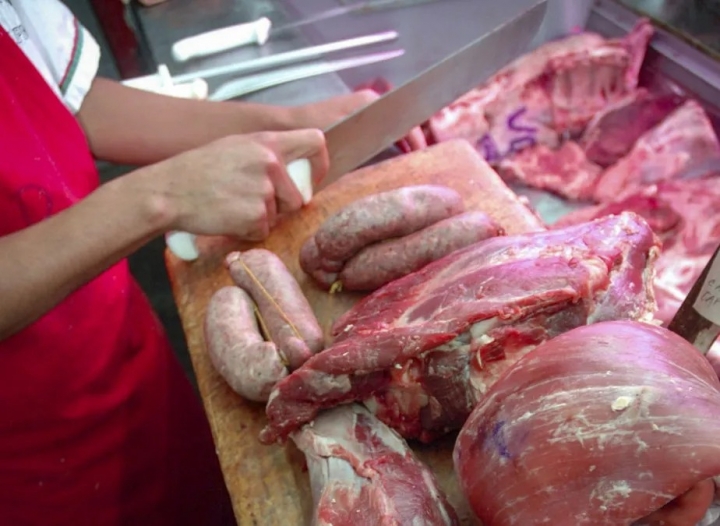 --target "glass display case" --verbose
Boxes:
[617,0,720,60]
